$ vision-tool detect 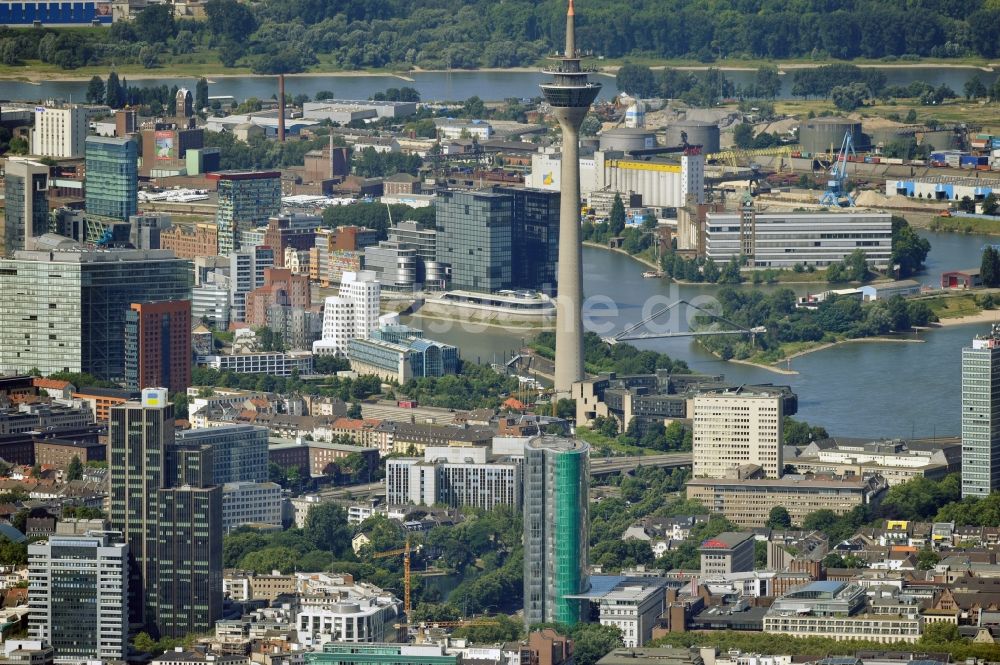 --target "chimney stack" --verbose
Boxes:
[278,74,286,142]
